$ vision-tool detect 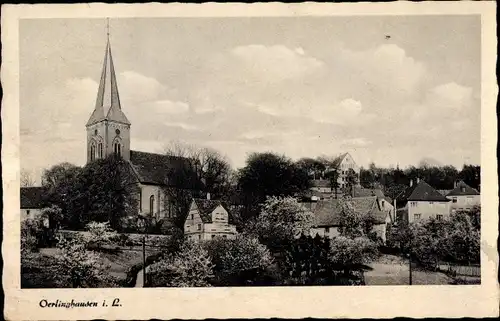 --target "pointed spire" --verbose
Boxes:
[87,19,130,126]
